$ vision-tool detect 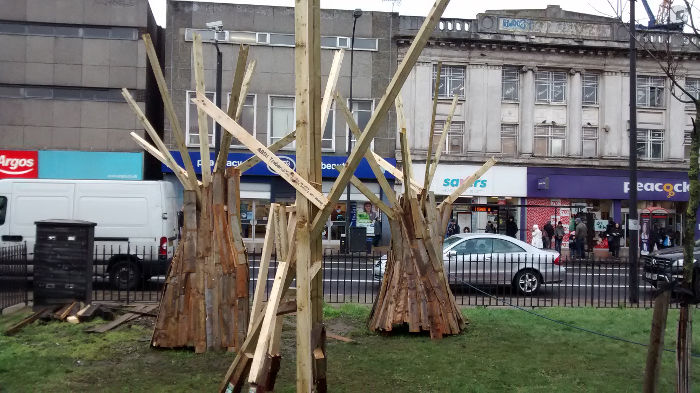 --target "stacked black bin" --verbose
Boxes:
[33,220,96,308]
